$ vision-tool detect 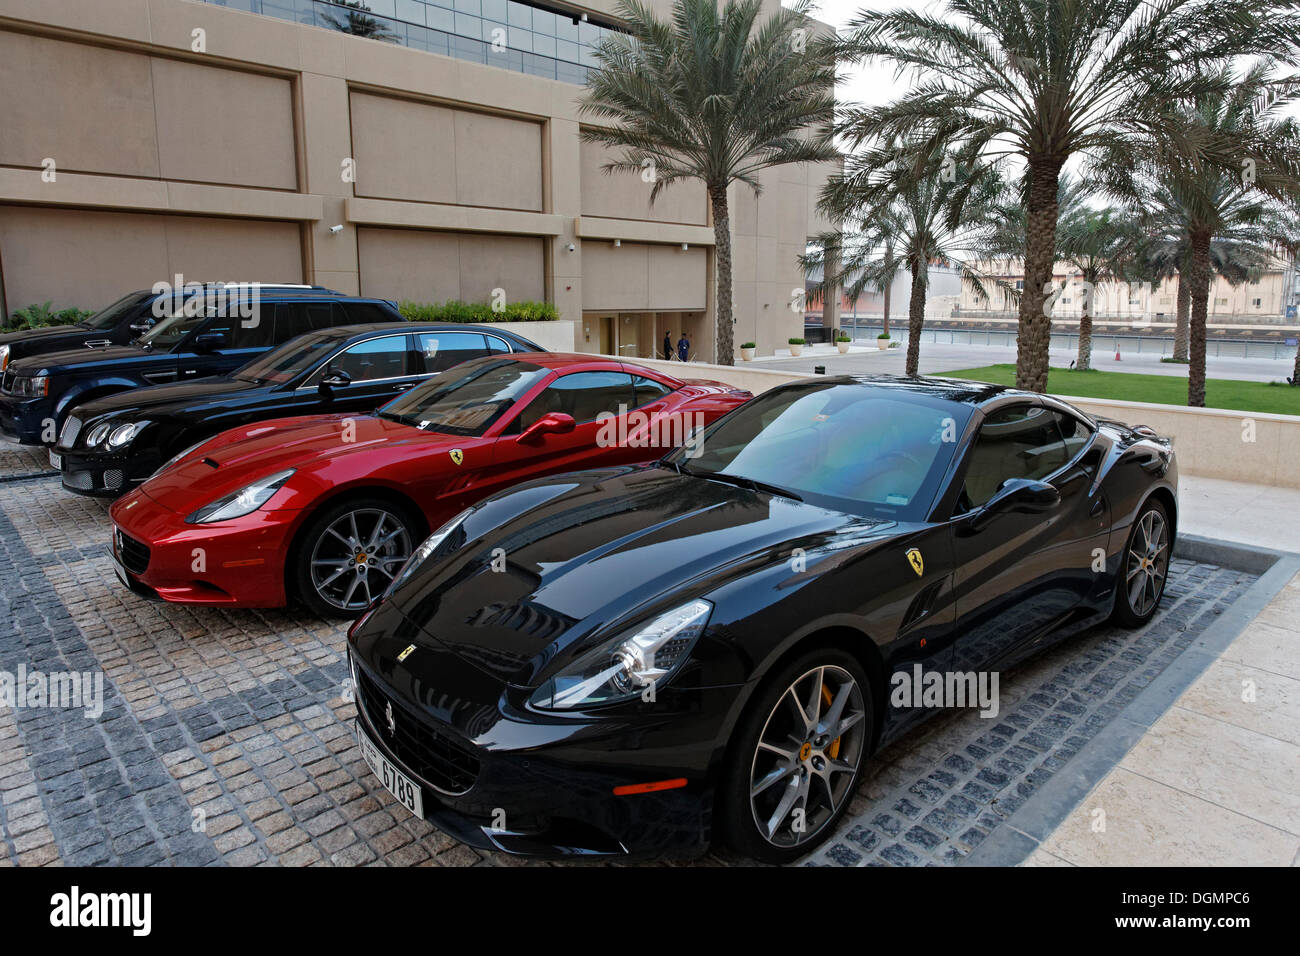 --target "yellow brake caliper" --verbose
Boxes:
[822,686,841,759]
